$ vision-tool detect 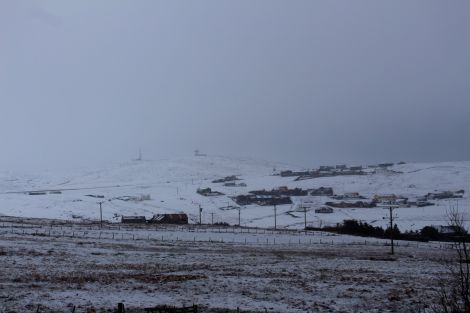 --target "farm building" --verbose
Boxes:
[325,201,376,208]
[315,207,334,214]
[233,194,292,206]
[28,191,47,196]
[280,170,311,177]
[374,194,398,203]
[212,175,240,183]
[310,187,334,196]
[149,214,188,225]
[431,225,465,235]
[249,187,308,197]
[224,182,247,187]
[121,216,147,224]
[426,191,463,200]
[331,192,365,200]
[197,188,225,196]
